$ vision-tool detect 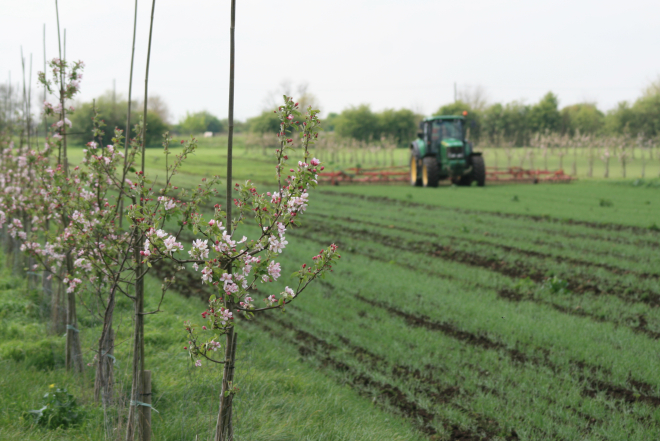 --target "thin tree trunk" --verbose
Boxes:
[642,152,646,178]
[95,326,115,405]
[51,274,66,334]
[55,10,83,373]
[604,159,609,178]
[95,286,116,406]
[621,159,626,178]
[127,0,156,438]
[65,260,84,372]
[126,249,145,441]
[216,330,237,441]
